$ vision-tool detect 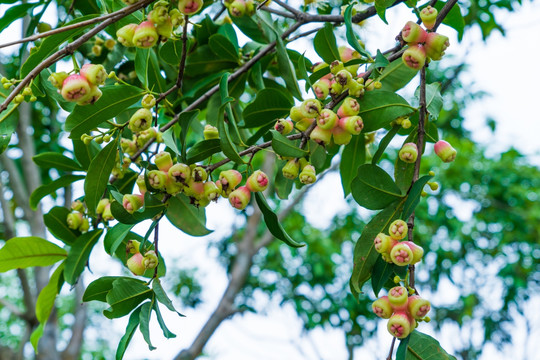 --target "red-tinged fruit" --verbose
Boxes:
[335,69,353,86]
[229,186,251,210]
[332,126,352,145]
[80,64,107,85]
[389,219,408,240]
[282,159,300,180]
[133,21,158,49]
[129,108,153,133]
[420,5,438,30]
[390,243,414,266]
[338,116,364,135]
[155,151,173,172]
[402,241,424,264]
[116,23,137,47]
[337,97,360,117]
[219,169,243,195]
[387,312,413,339]
[274,119,294,135]
[316,109,338,130]
[434,140,457,162]
[127,253,146,276]
[178,0,203,15]
[399,142,418,163]
[372,296,393,319]
[401,21,428,44]
[402,44,426,70]
[373,233,396,254]
[122,194,144,214]
[61,74,92,102]
[310,126,332,145]
[313,79,330,100]
[408,295,431,319]
[228,0,246,17]
[246,170,269,192]
[191,166,208,182]
[425,32,449,60]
